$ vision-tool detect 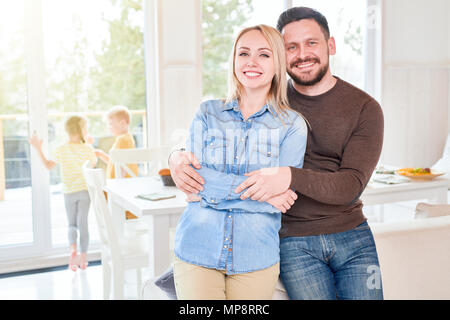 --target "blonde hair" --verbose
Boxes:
[65,115,88,143]
[106,105,131,124]
[226,24,292,120]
